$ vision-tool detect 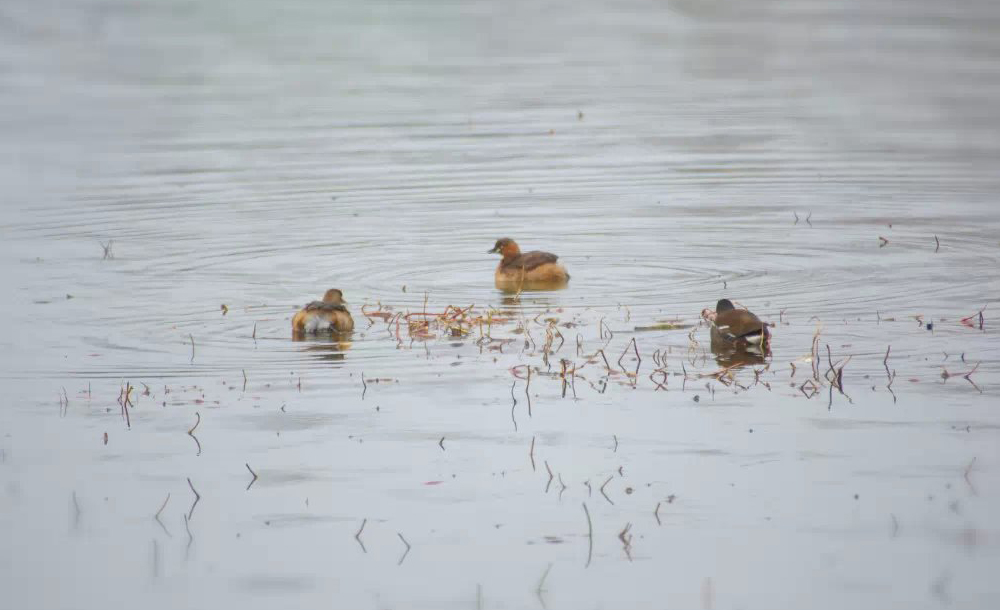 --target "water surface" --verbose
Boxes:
[1,1,999,608]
